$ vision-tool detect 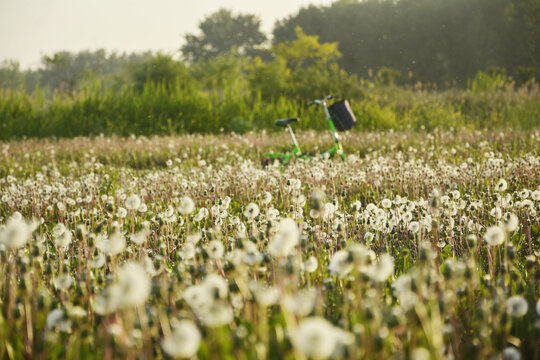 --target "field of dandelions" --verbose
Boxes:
[0,129,539,360]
